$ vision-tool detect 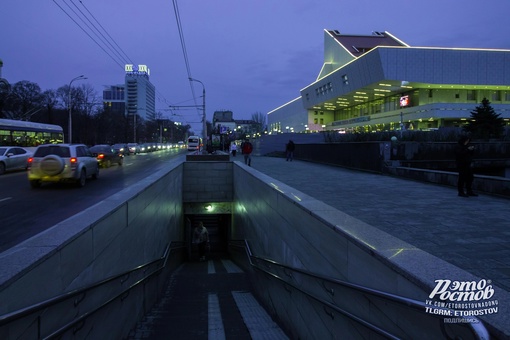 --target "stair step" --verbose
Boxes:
[127,258,288,339]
